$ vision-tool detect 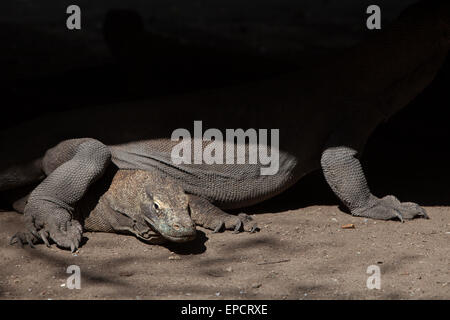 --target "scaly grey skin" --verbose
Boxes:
[10,165,257,250]
[10,169,199,250]
[1,0,448,251]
